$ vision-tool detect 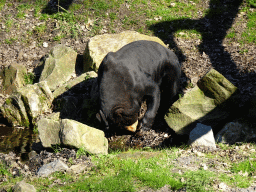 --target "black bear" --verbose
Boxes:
[96,40,181,132]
